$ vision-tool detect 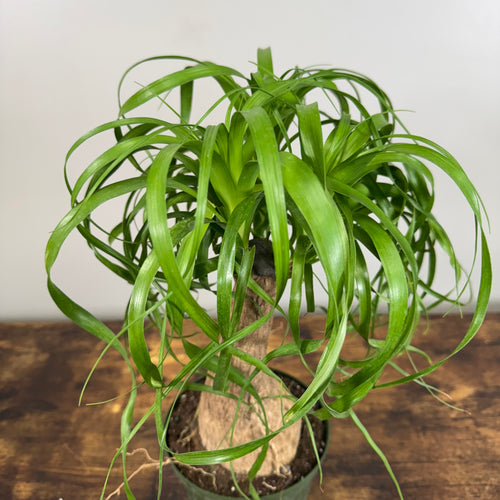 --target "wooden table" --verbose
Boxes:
[0,314,499,499]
